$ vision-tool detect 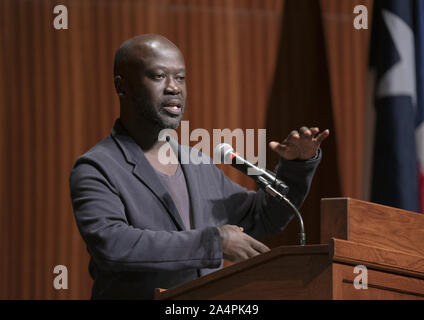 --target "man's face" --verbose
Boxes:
[128,46,187,130]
